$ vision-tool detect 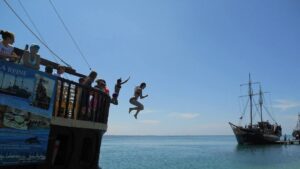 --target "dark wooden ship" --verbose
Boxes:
[229,75,282,145]
[0,46,111,169]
